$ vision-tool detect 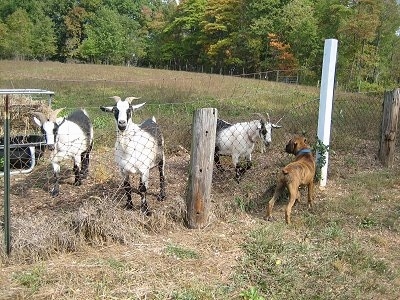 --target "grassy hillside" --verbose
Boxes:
[0,60,399,299]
